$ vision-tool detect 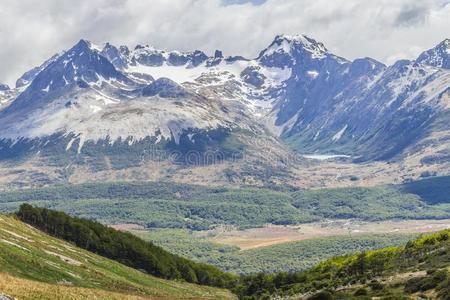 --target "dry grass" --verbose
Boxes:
[0,272,164,300]
[212,219,450,250]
